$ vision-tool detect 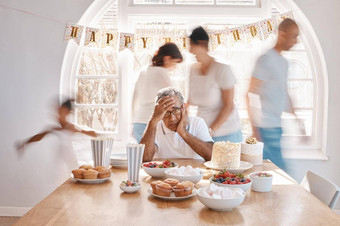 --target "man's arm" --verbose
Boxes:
[285,86,306,135]
[181,133,213,161]
[246,76,262,140]
[140,96,175,162]
[140,119,158,162]
[177,108,213,161]
[285,85,296,115]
